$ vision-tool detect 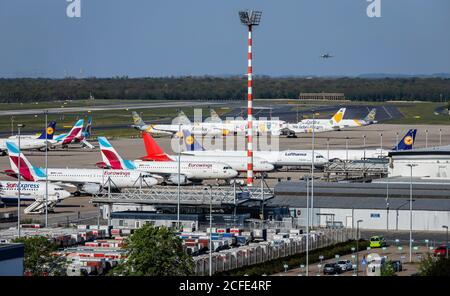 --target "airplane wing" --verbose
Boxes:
[80,139,95,149]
